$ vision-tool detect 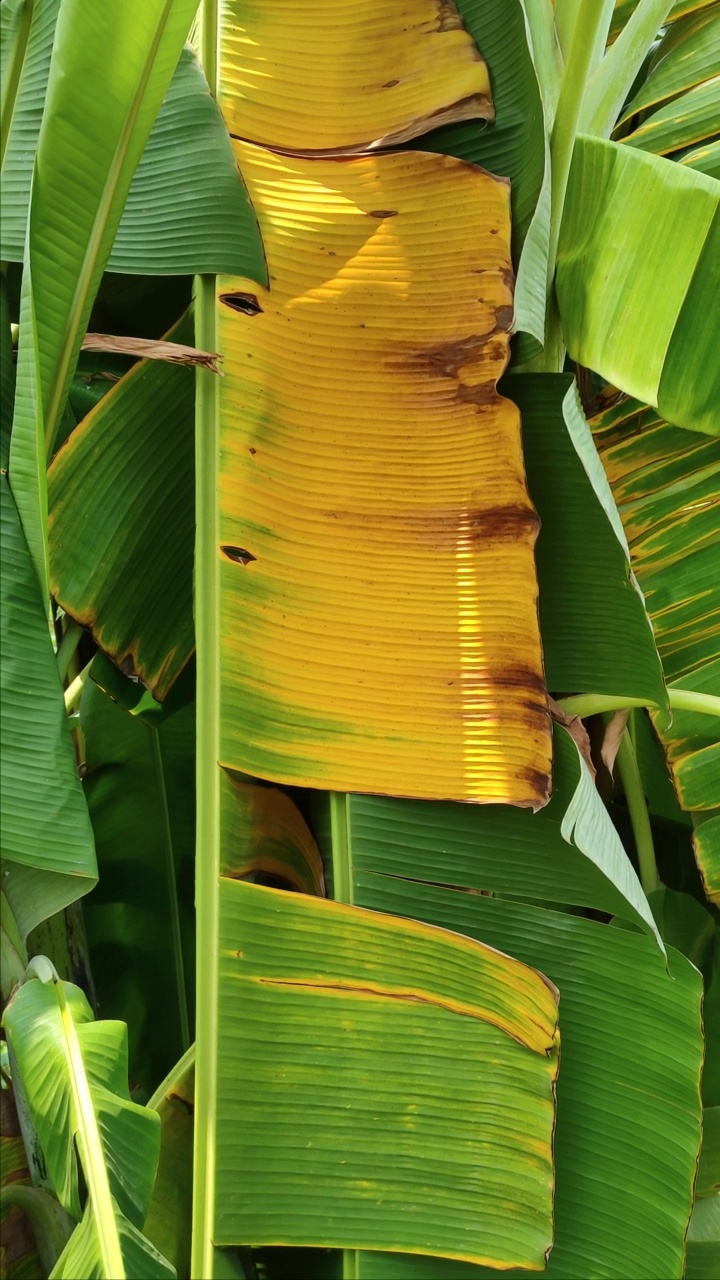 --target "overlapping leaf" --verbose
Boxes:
[408,0,551,351]
[506,373,665,704]
[617,5,720,126]
[218,0,493,152]
[557,136,720,436]
[215,878,559,1267]
[304,722,662,947]
[8,0,200,599]
[80,673,195,1093]
[349,890,702,1280]
[0,2,264,279]
[592,398,720,897]
[3,969,172,1279]
[48,316,196,701]
[0,473,97,939]
[217,142,550,805]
